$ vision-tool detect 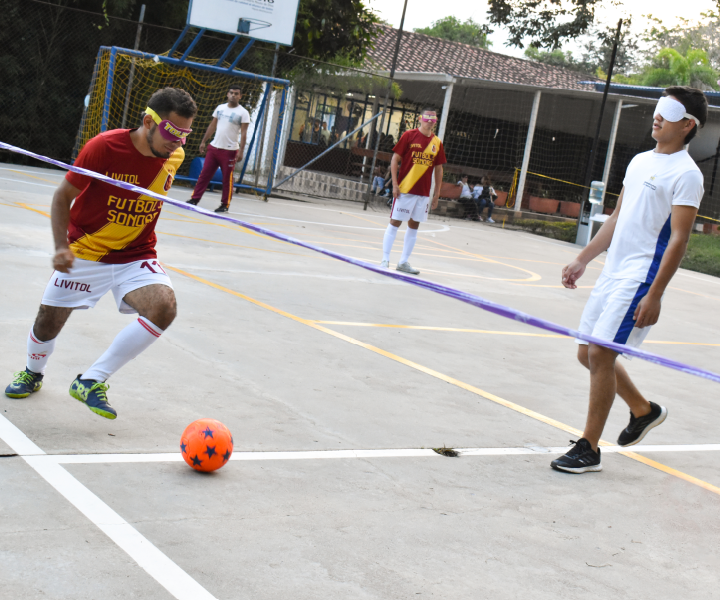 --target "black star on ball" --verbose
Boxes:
[202,427,214,439]
[222,449,231,462]
[205,445,217,458]
[180,442,187,454]
[191,455,203,467]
